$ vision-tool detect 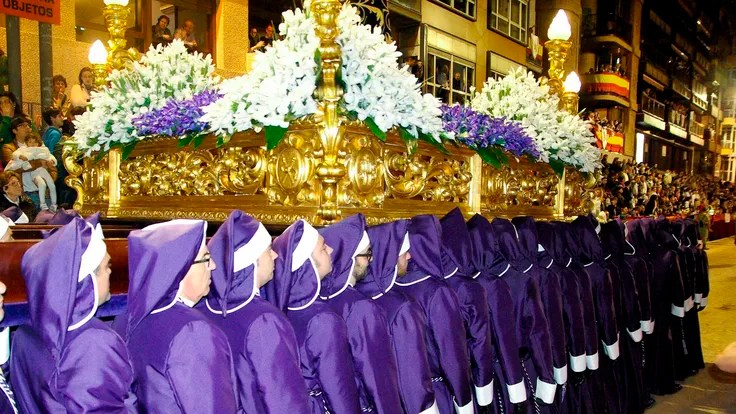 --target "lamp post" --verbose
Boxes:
[103,0,139,70]
[88,40,109,88]
[545,9,573,99]
[561,71,581,114]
